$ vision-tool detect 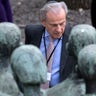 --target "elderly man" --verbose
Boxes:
[25,1,76,89]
